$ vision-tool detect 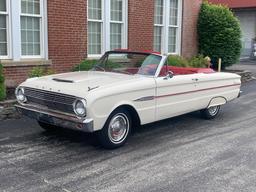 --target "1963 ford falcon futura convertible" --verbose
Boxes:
[15,50,241,149]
